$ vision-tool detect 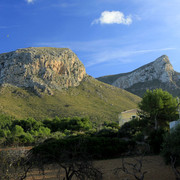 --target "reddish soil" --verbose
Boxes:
[0,146,32,152]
